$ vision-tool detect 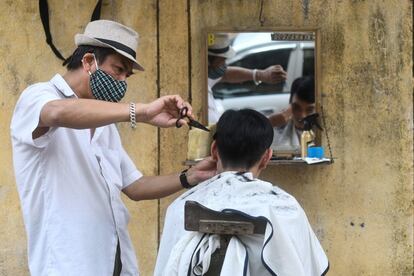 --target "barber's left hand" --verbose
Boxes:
[138,95,192,128]
[186,157,217,186]
[258,65,287,84]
